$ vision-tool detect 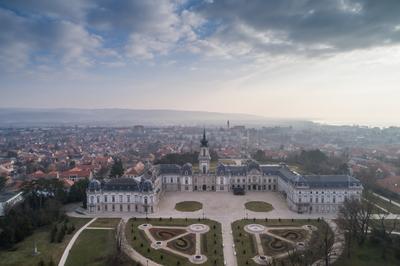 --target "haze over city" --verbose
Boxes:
[4,2,400,266]
[1,0,400,126]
